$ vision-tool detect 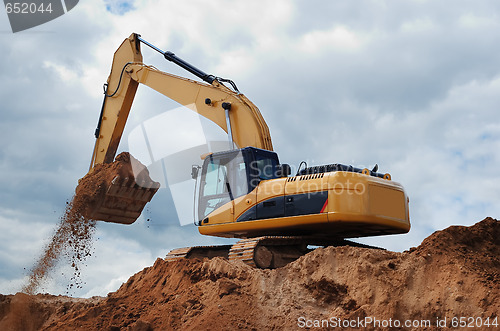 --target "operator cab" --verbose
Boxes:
[193,147,290,224]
